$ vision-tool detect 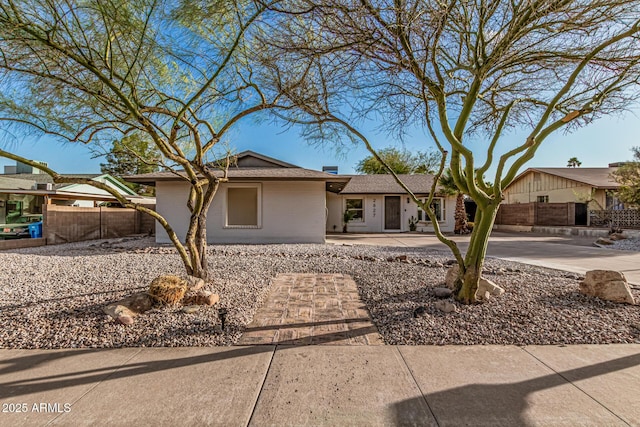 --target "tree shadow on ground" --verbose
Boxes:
[391,352,640,426]
[0,323,381,399]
